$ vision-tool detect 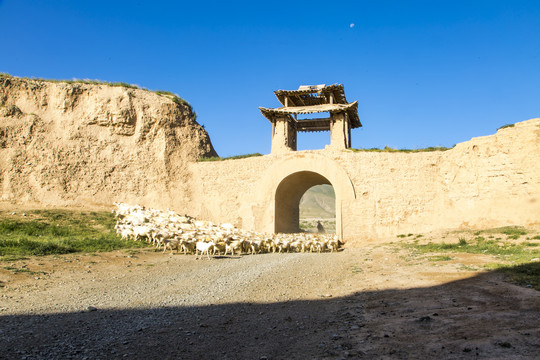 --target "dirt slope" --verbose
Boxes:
[0,76,217,210]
